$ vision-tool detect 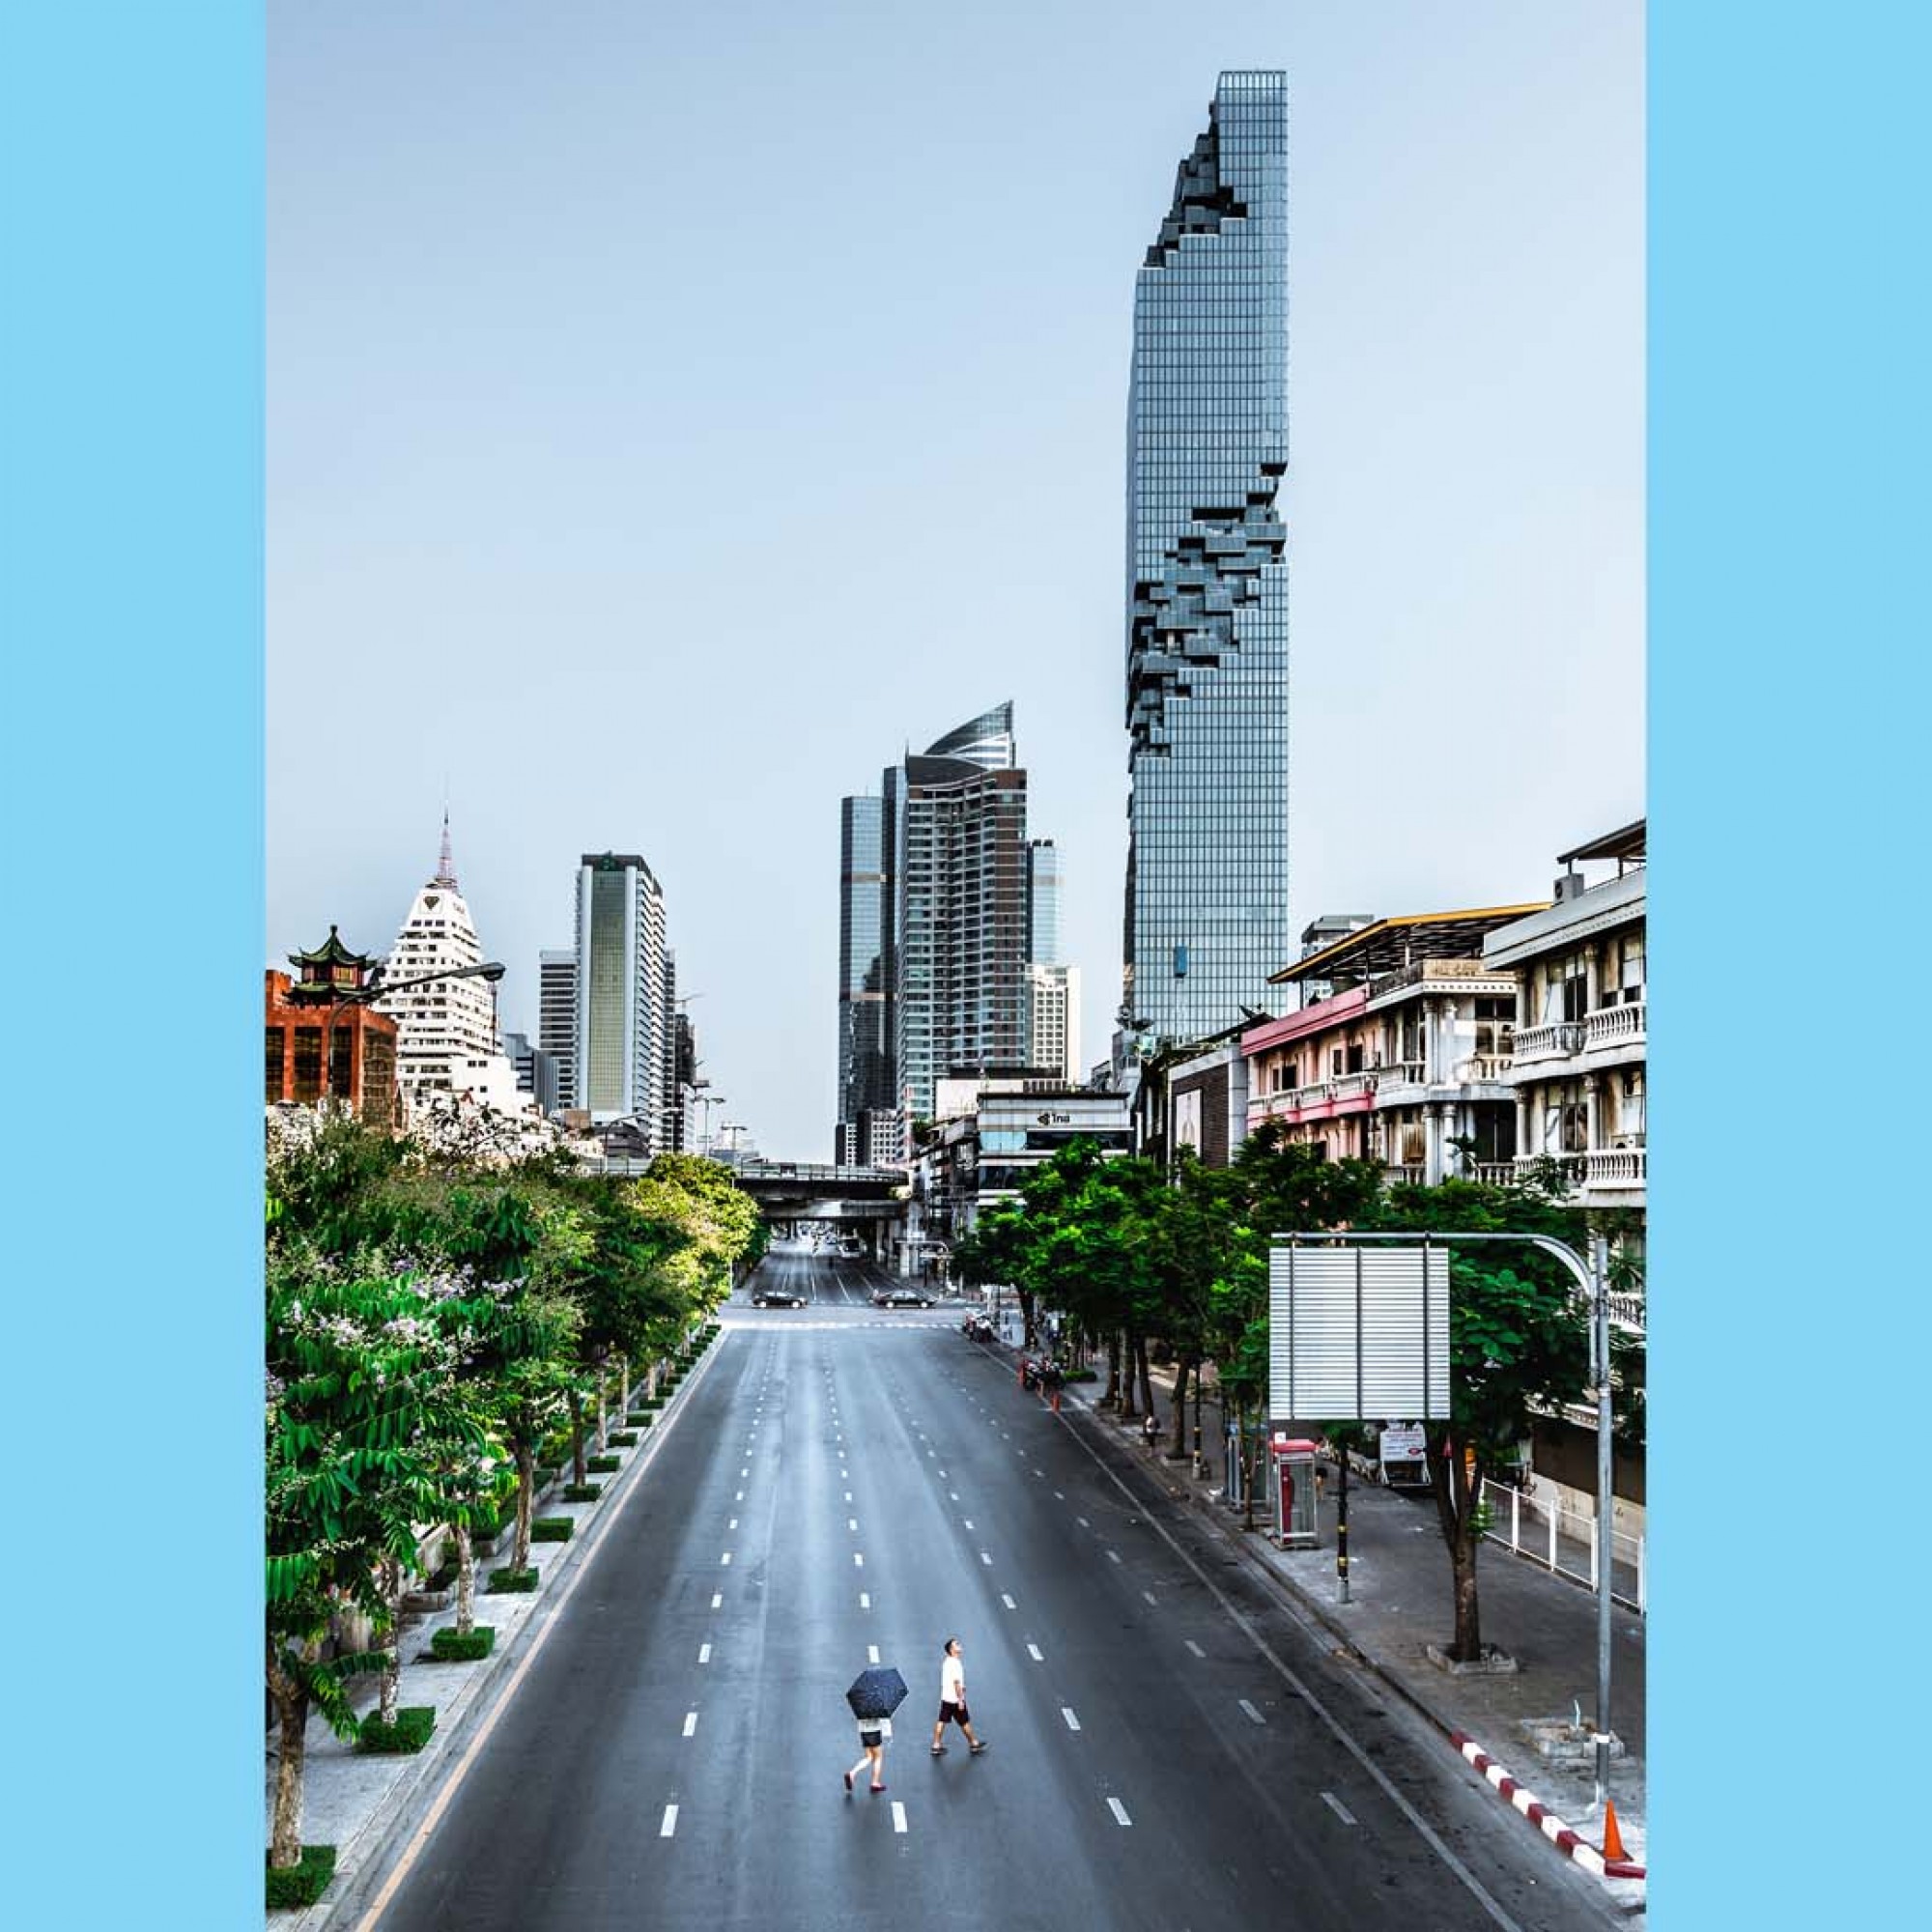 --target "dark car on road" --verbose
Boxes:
[873,1288,933,1309]
[752,1289,808,1307]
